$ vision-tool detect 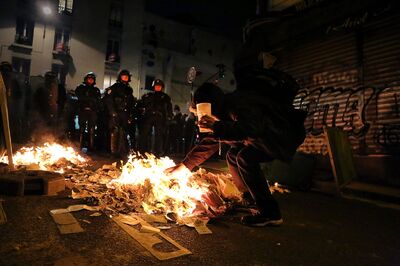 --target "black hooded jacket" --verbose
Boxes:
[182,69,306,170]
